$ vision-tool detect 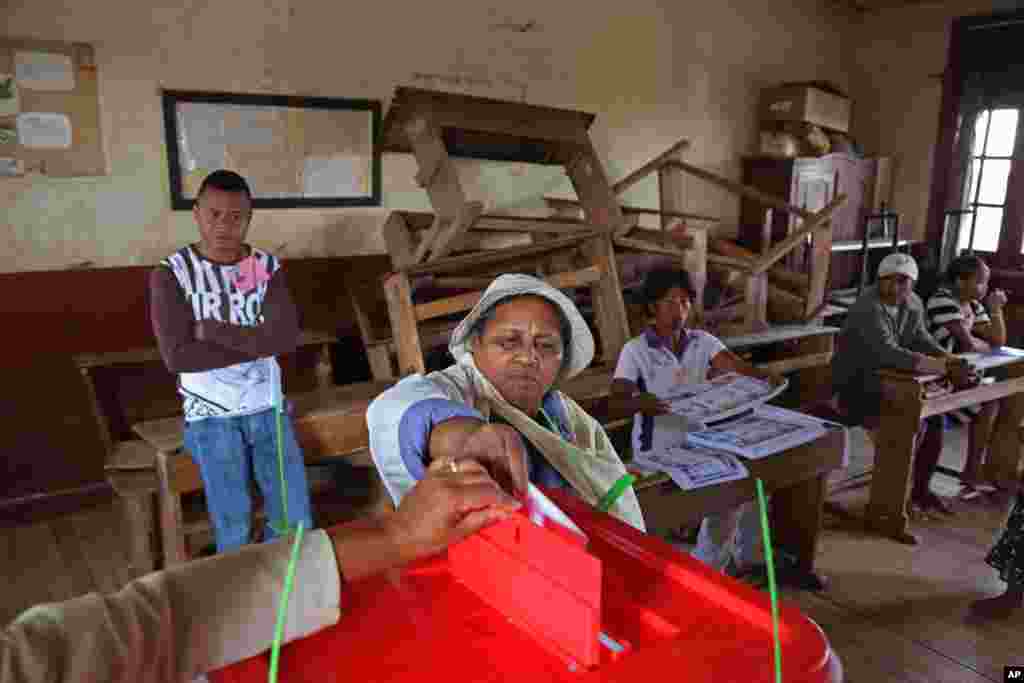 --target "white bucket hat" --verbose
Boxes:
[448,273,595,379]
[877,252,918,281]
